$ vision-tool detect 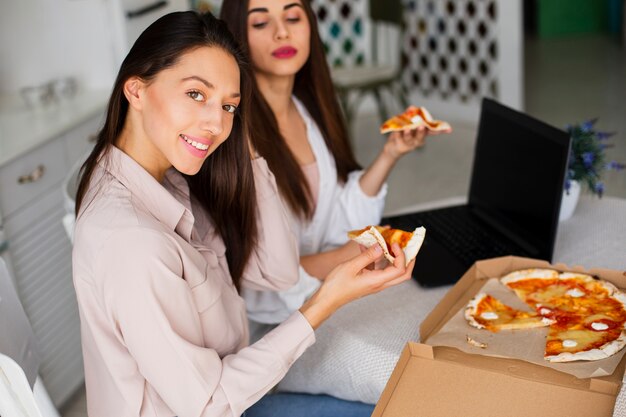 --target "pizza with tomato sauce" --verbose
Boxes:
[347,226,426,266]
[465,293,555,332]
[465,268,626,362]
[380,106,452,134]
